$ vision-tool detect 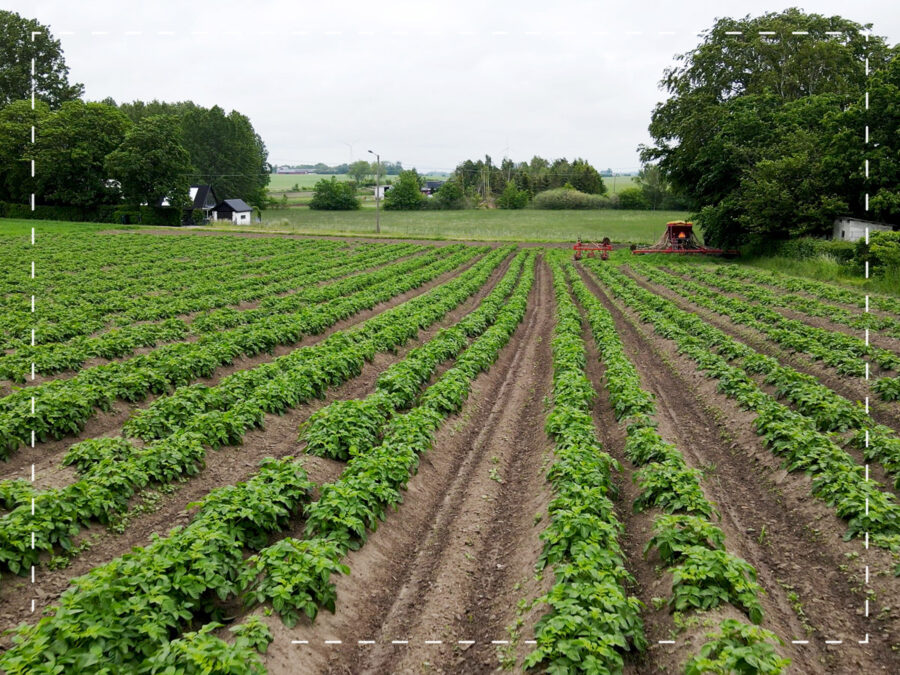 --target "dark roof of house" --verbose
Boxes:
[424,181,445,190]
[192,185,216,209]
[215,198,252,212]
